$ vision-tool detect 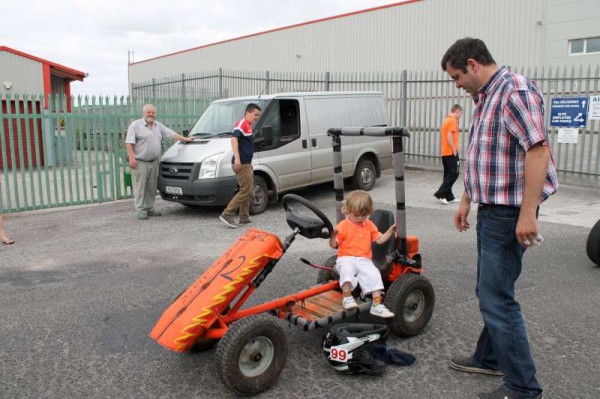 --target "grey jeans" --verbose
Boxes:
[132,160,159,212]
